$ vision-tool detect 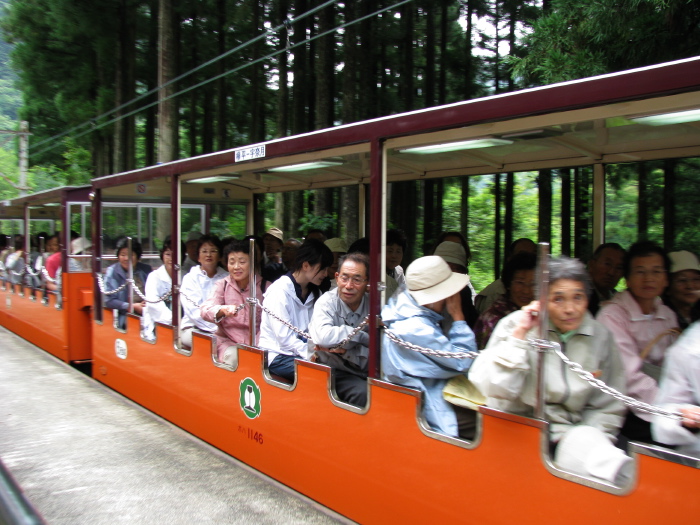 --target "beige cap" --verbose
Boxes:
[434,241,467,268]
[325,237,348,253]
[71,237,92,255]
[264,227,284,242]
[406,256,470,306]
[669,250,700,273]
